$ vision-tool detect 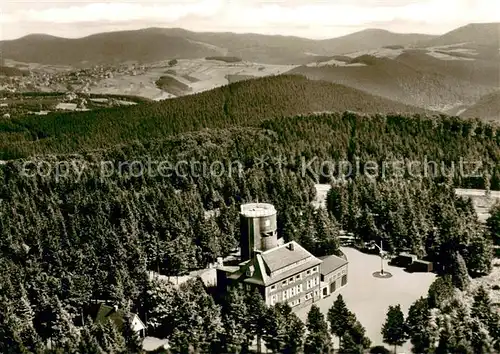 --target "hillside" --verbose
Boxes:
[0,66,28,76]
[461,91,500,122]
[0,30,223,66]
[155,75,192,96]
[318,29,435,54]
[289,50,499,112]
[0,75,429,159]
[422,23,500,47]
[0,27,436,66]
